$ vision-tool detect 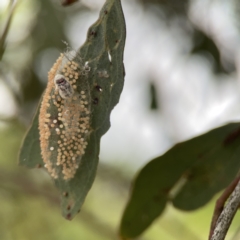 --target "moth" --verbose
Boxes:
[54,74,74,99]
